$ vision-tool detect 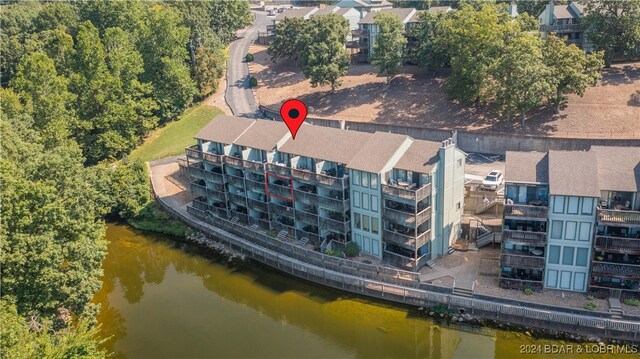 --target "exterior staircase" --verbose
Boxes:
[474,194,504,215]
[453,286,474,298]
[426,259,436,268]
[608,298,624,319]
